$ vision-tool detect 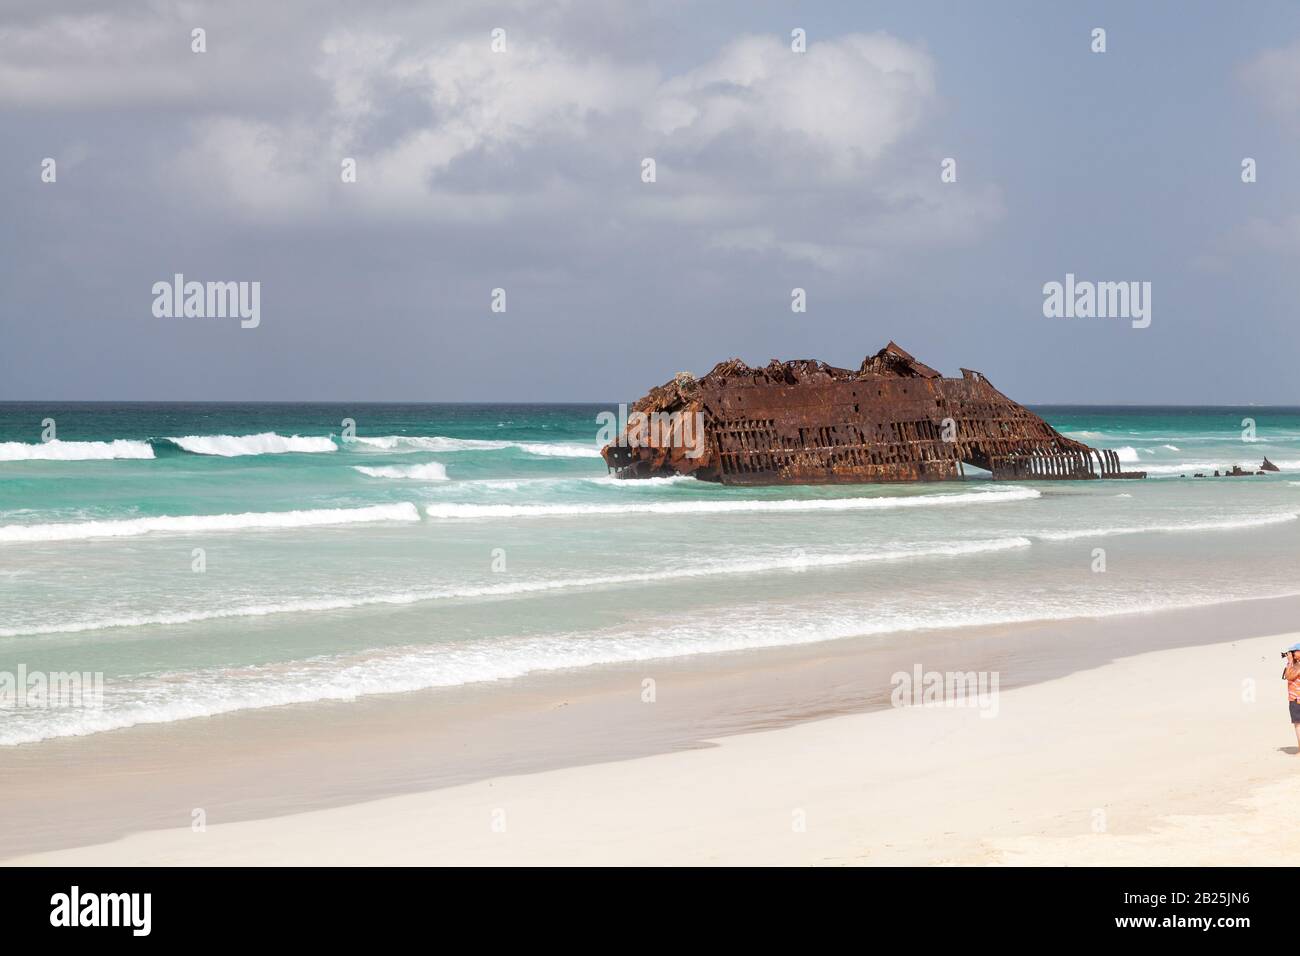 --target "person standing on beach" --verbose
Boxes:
[1285,644,1300,750]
